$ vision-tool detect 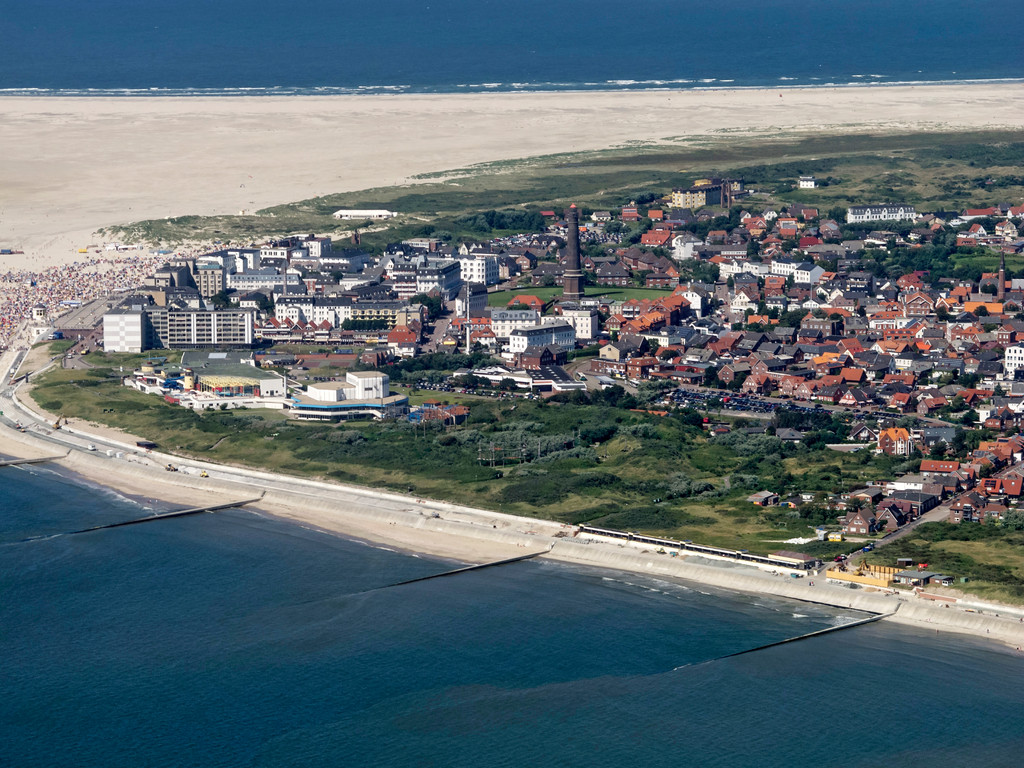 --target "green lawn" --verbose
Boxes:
[28,361,912,560]
[865,523,1024,603]
[488,284,673,307]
